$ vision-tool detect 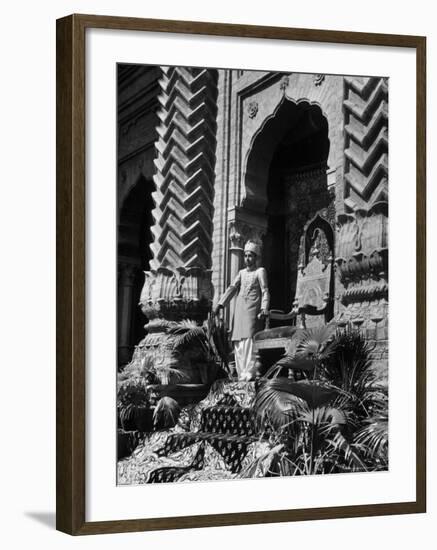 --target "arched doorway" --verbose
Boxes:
[244,99,333,313]
[117,175,154,367]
